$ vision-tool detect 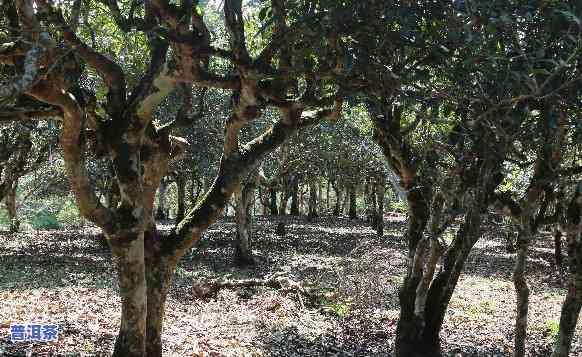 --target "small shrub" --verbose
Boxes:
[545,319,560,344]
[30,209,60,230]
